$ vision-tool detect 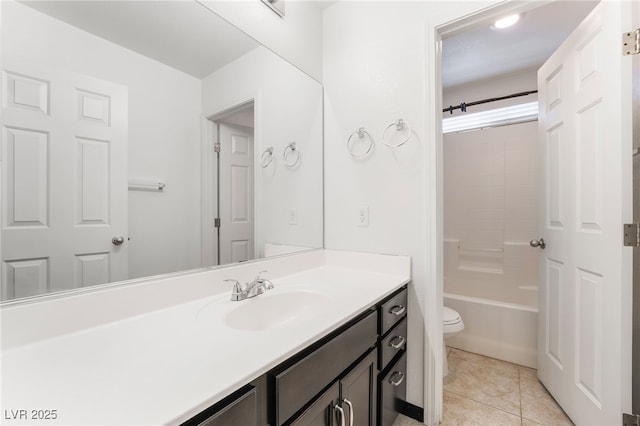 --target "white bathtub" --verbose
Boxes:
[444,292,538,368]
